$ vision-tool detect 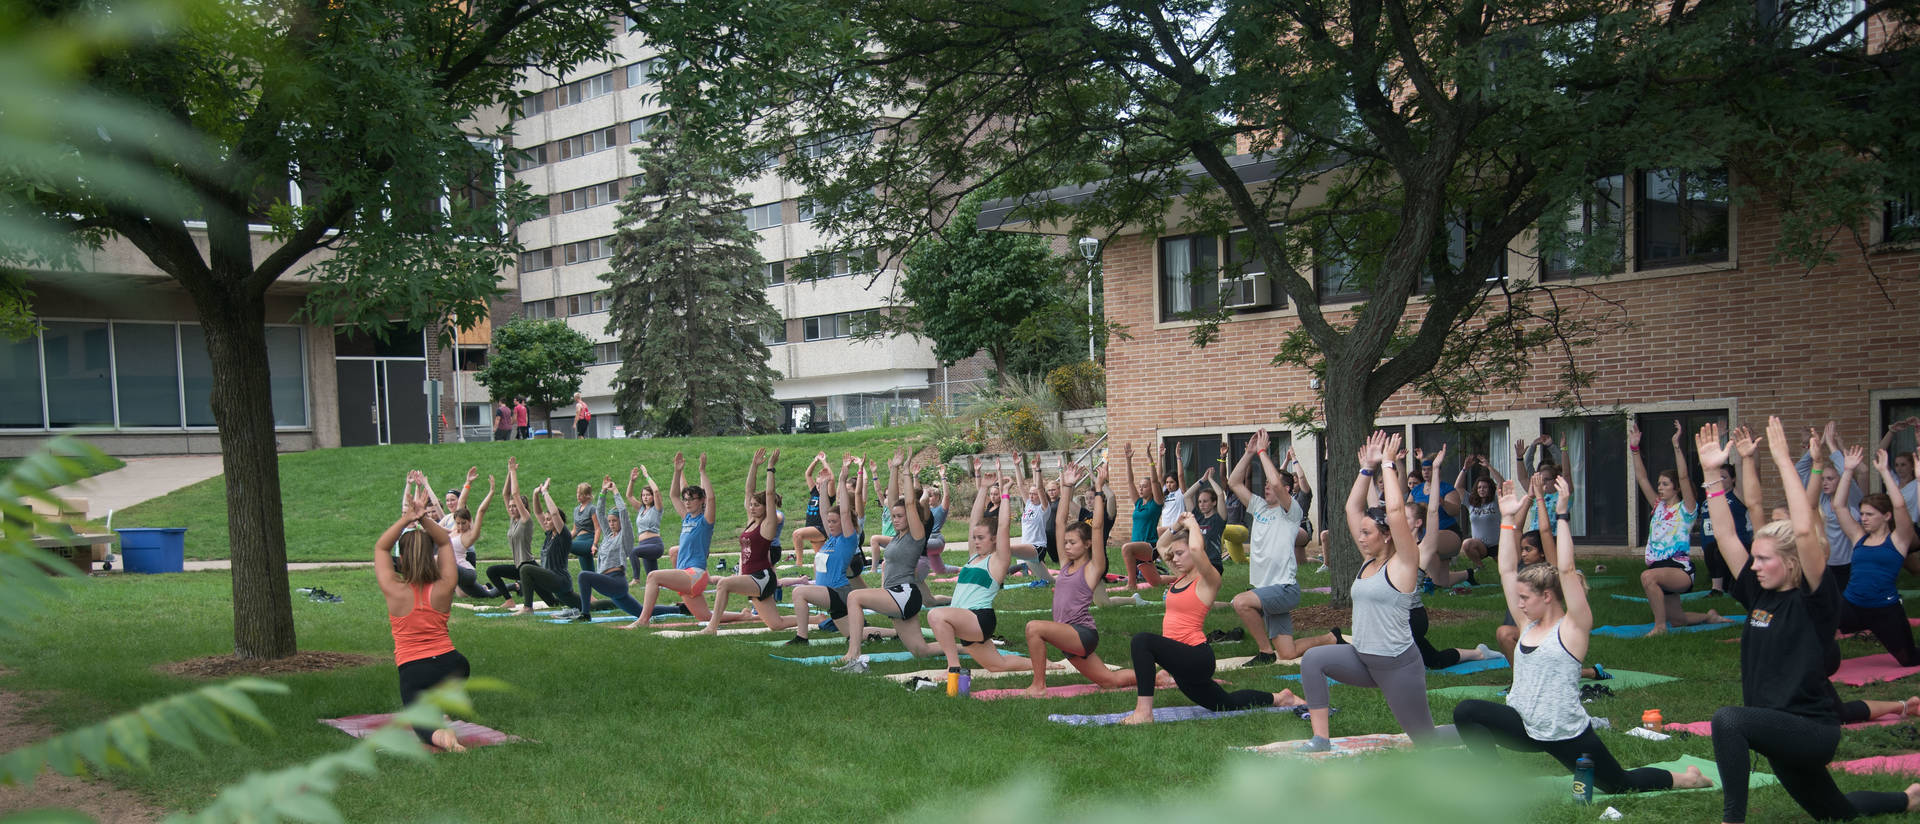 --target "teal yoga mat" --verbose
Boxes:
[1609,591,1716,604]
[1533,753,1775,800]
[1428,668,1676,701]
